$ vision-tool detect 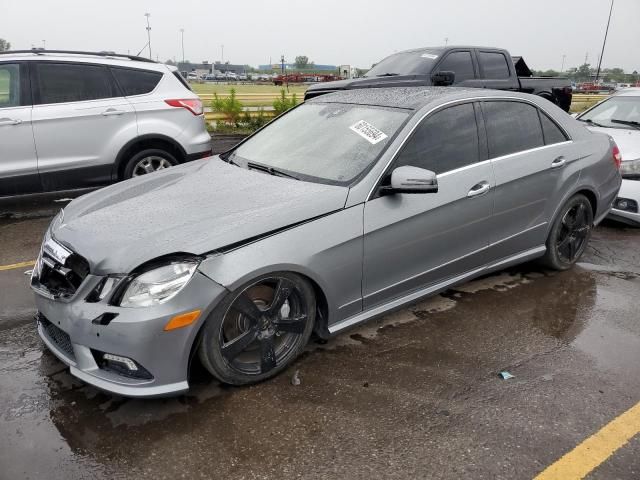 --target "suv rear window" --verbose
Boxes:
[111,67,163,96]
[35,63,117,104]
